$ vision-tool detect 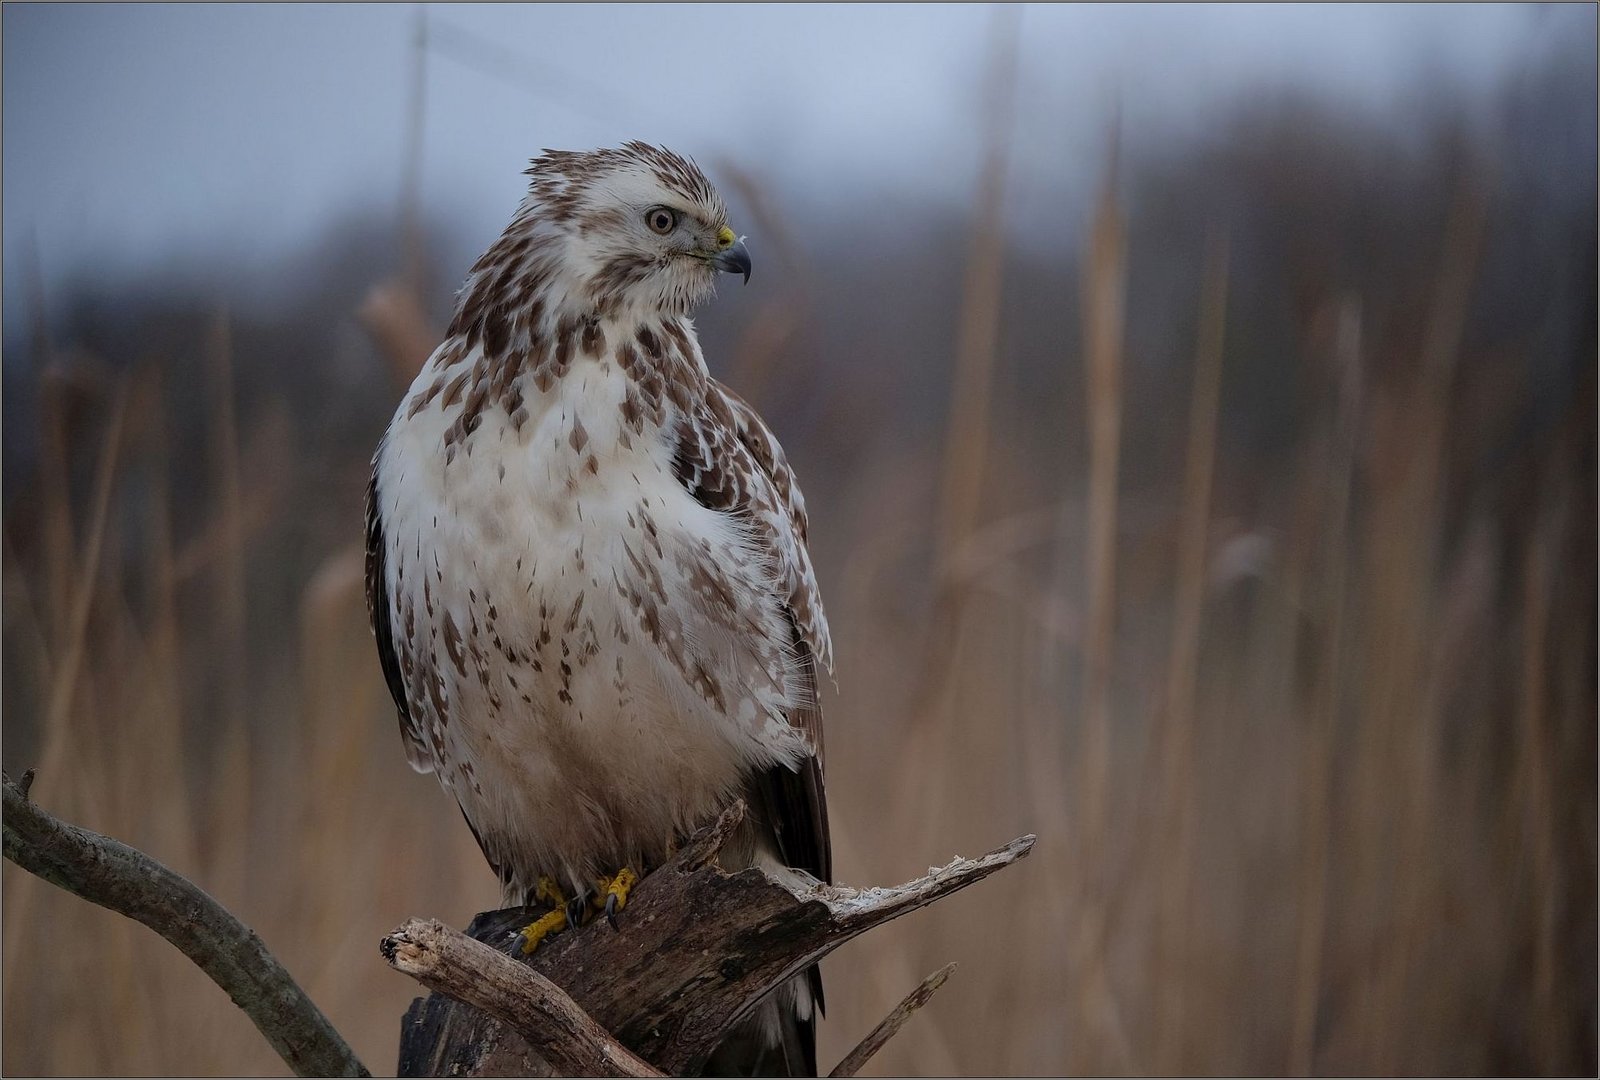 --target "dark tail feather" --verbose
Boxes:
[780,1003,818,1079]
[702,967,820,1077]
